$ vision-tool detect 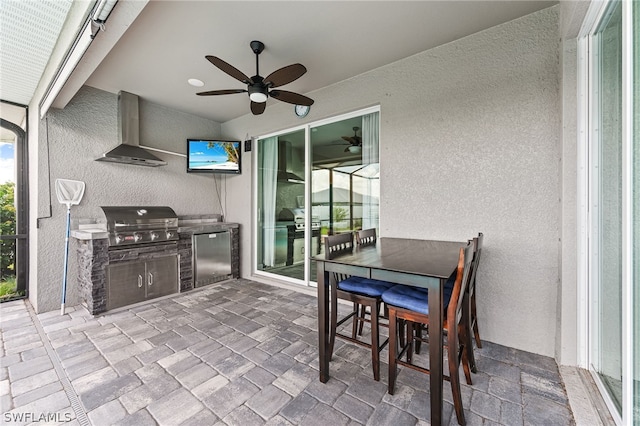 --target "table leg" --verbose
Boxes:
[317,261,329,383]
[428,278,444,426]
